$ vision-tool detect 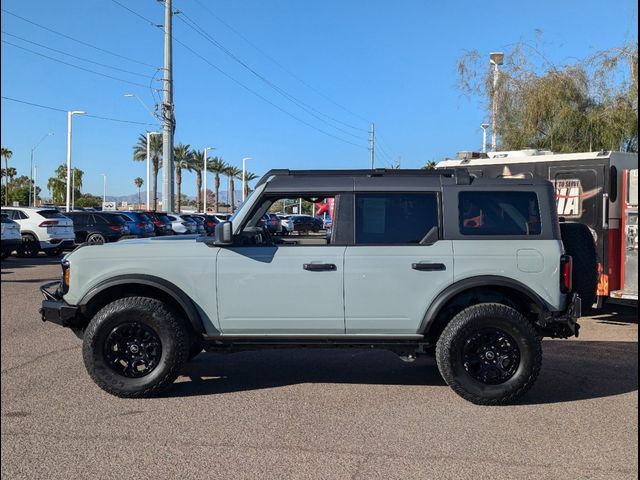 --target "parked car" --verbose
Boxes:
[1,207,75,257]
[290,215,323,233]
[165,214,197,234]
[138,211,173,236]
[277,214,293,233]
[114,212,155,237]
[64,212,130,244]
[191,214,219,234]
[258,213,283,234]
[1,214,22,259]
[42,168,583,404]
[182,215,206,234]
